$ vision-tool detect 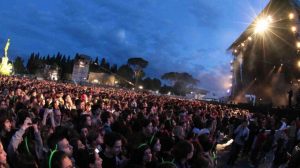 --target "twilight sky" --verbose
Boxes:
[0,0,269,96]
